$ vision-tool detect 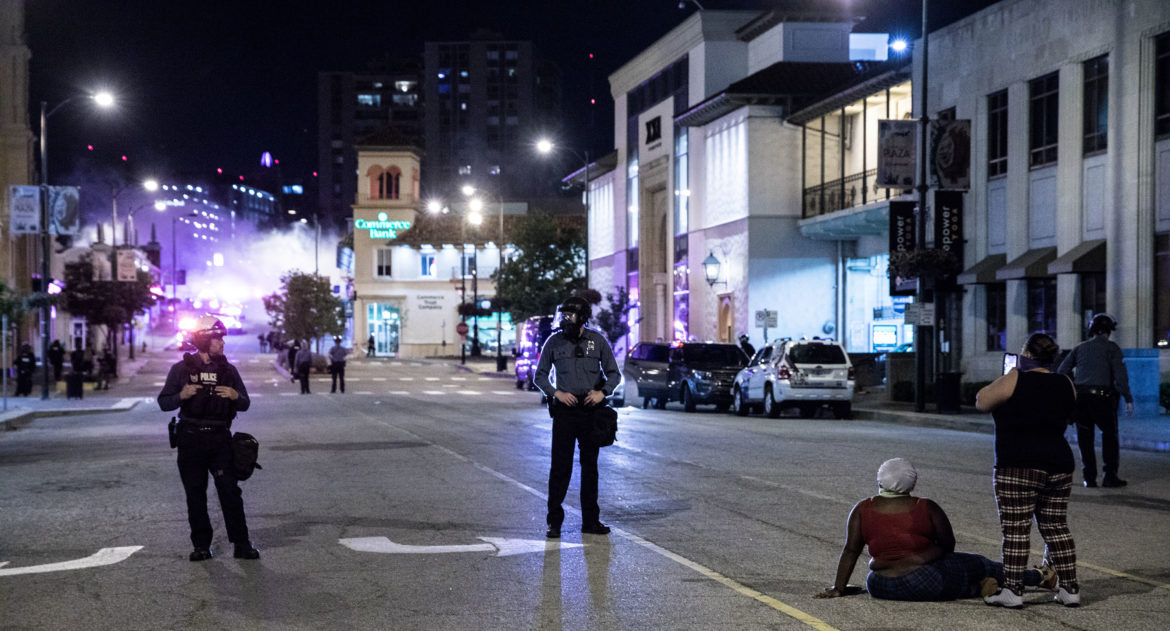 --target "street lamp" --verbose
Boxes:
[462,186,510,370]
[536,138,591,288]
[37,90,115,399]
